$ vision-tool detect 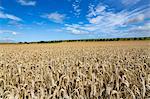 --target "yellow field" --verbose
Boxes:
[0,41,150,99]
